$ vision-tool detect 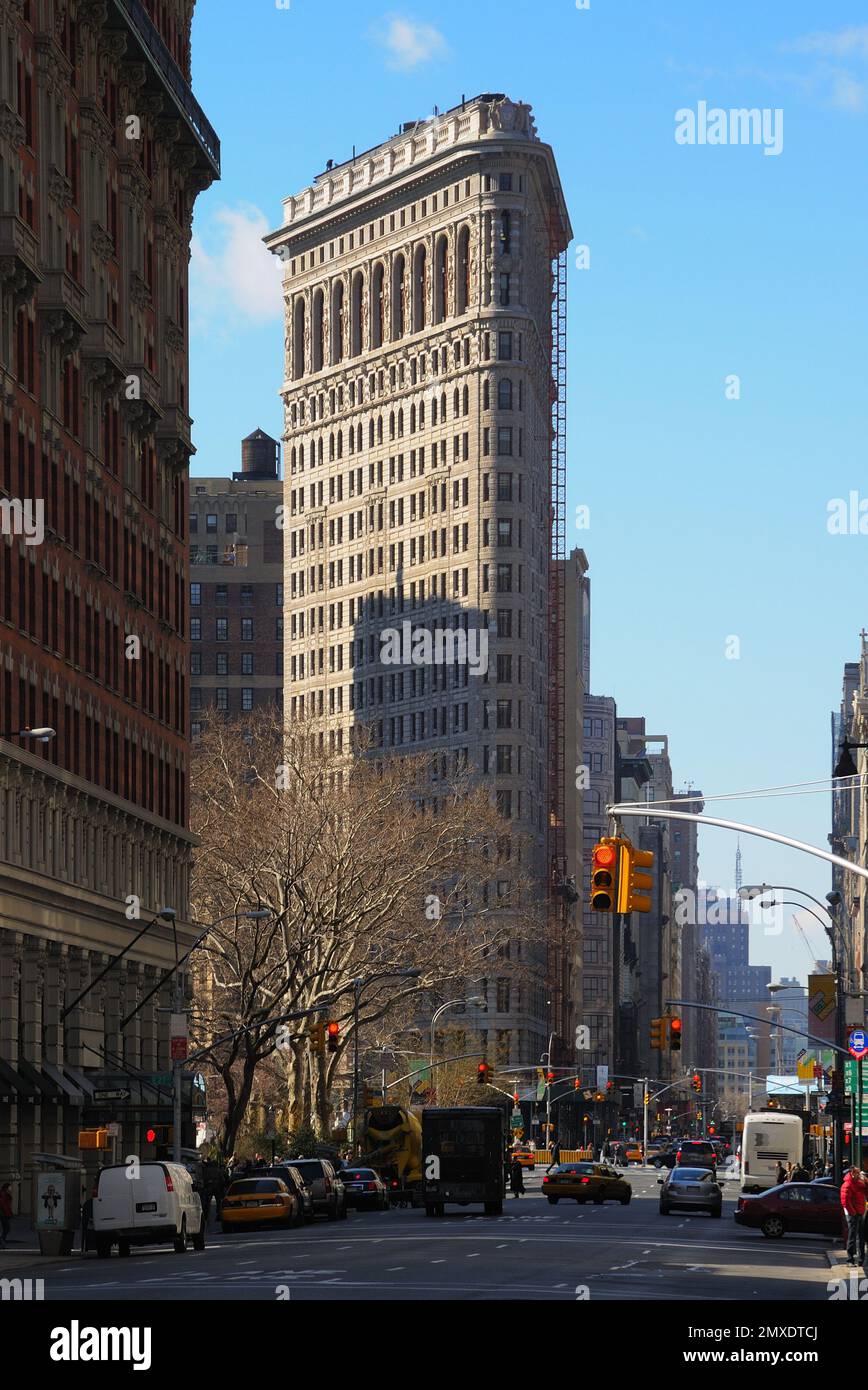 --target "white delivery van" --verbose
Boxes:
[92,1161,205,1257]
[740,1112,803,1194]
